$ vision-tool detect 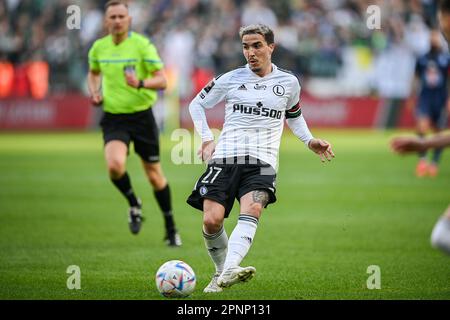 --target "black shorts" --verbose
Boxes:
[186,156,277,217]
[100,108,160,163]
